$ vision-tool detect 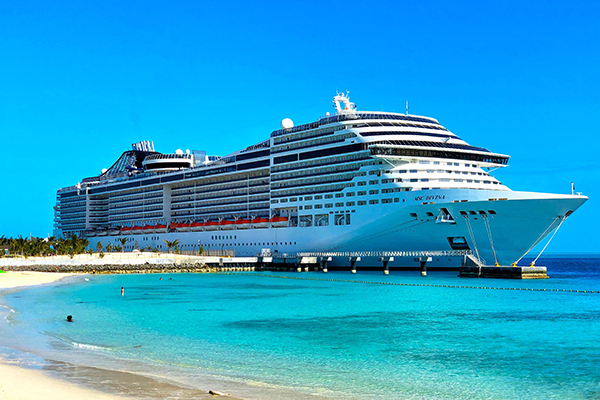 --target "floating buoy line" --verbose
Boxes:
[219,273,598,294]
